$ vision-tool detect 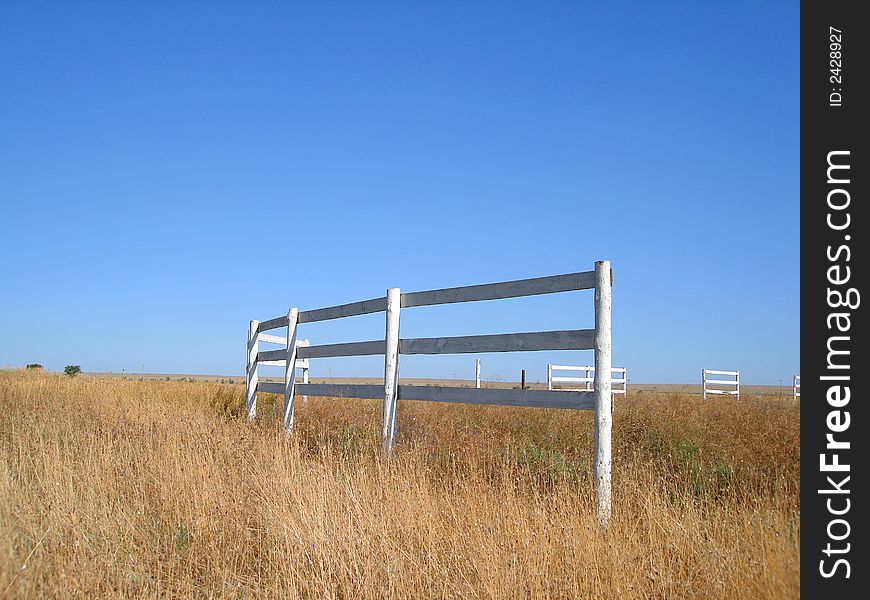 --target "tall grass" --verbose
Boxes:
[1,371,798,598]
